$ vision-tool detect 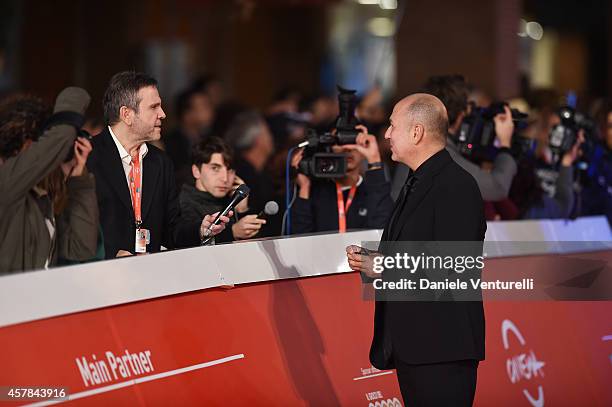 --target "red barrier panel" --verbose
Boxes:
[0,256,611,406]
